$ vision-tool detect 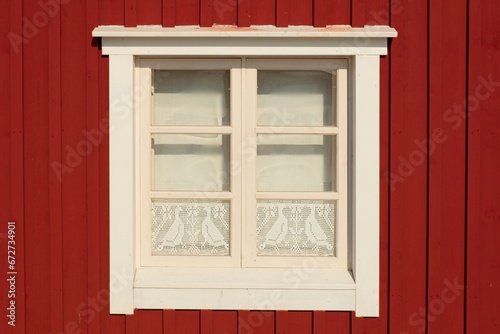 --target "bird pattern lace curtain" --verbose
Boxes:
[257,200,335,256]
[152,200,230,256]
